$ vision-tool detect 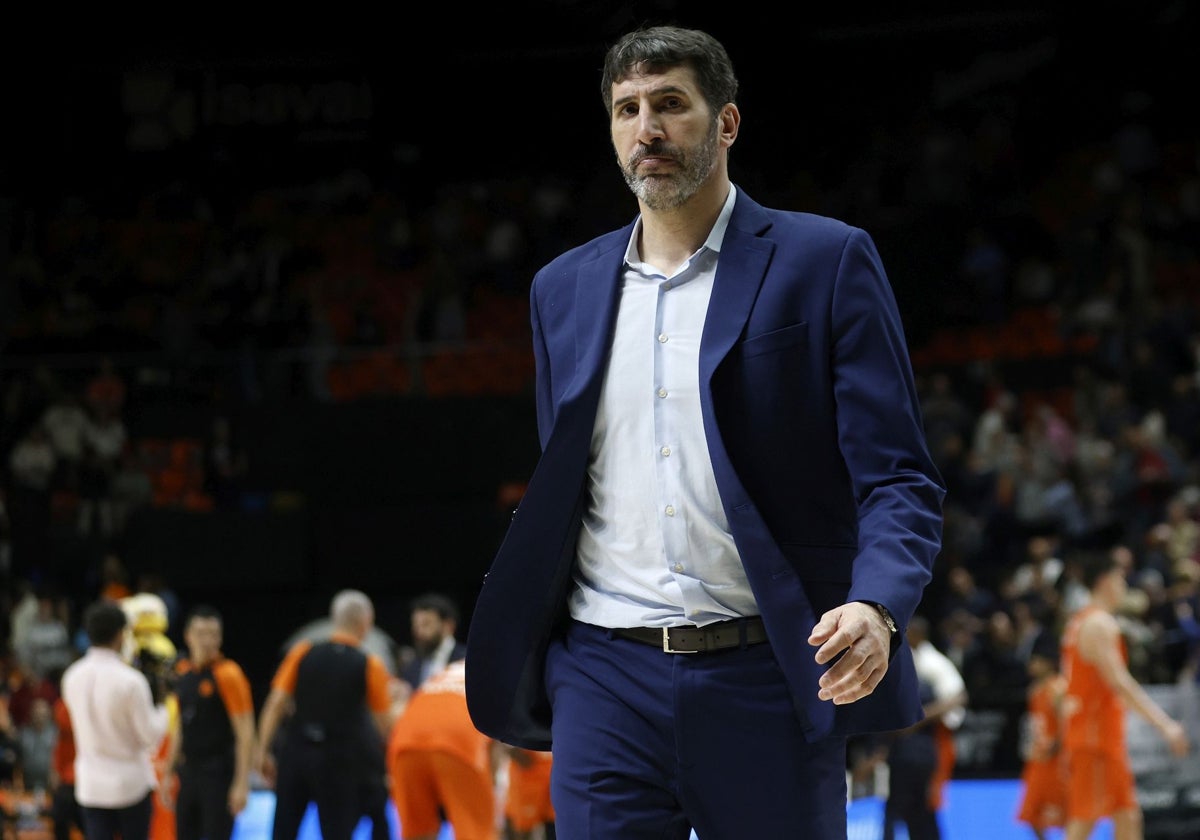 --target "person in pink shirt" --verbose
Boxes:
[61,600,171,840]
